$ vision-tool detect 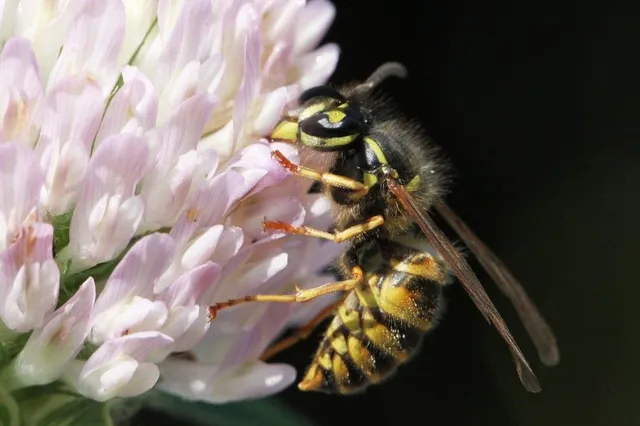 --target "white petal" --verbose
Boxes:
[94,66,158,146]
[64,134,148,270]
[37,77,103,214]
[296,43,340,90]
[90,297,167,344]
[14,278,95,385]
[119,0,158,65]
[293,0,336,56]
[47,0,125,96]
[65,331,171,401]
[92,233,175,317]
[158,360,295,404]
[0,143,43,250]
[0,37,45,146]
[0,222,59,332]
